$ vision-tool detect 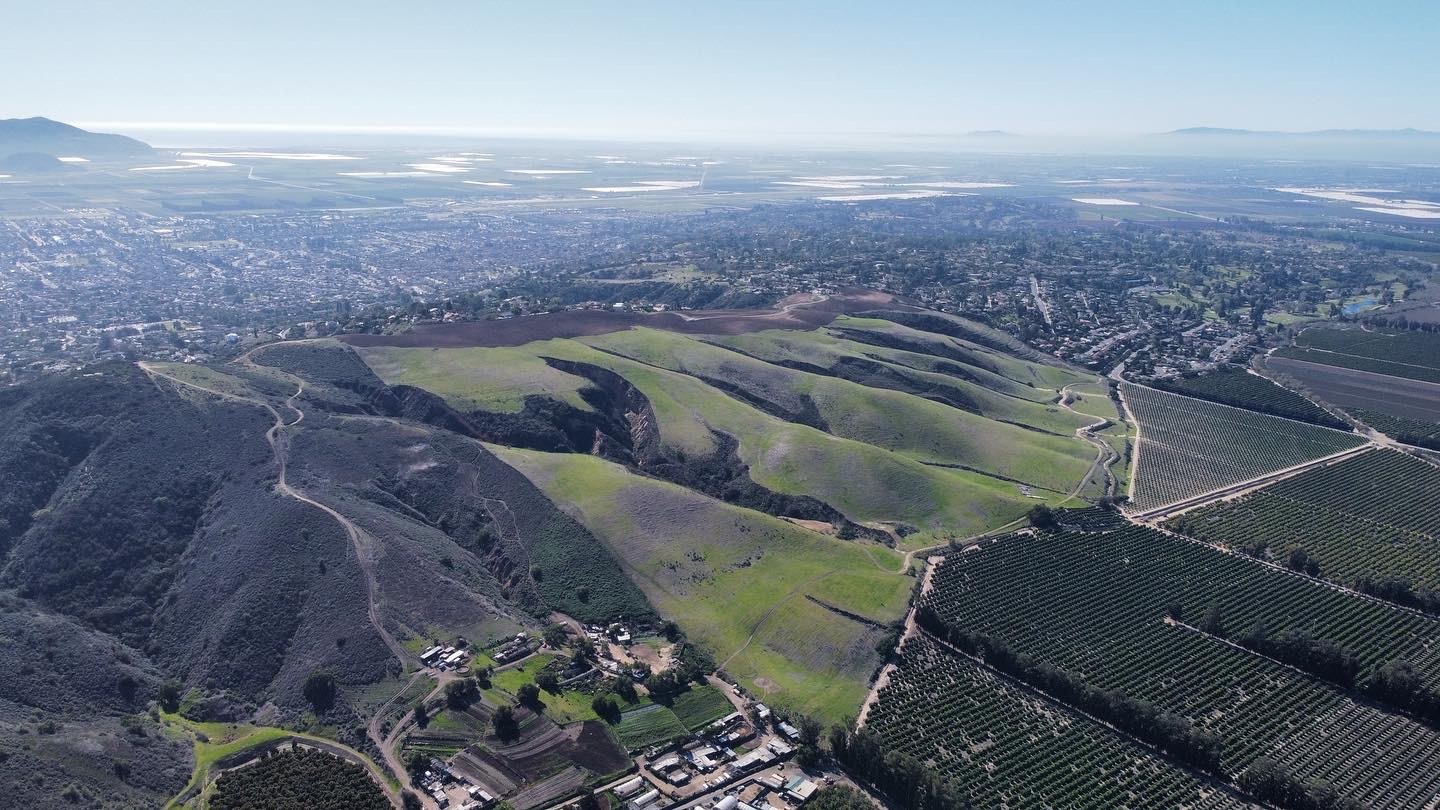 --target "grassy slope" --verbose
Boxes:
[356,344,593,413]
[489,447,911,723]
[366,338,1062,536]
[583,328,1098,486]
[710,324,1061,403]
